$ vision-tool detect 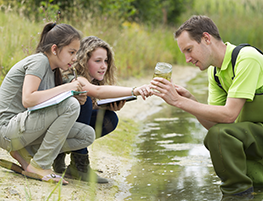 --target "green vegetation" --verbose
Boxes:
[1,0,263,85]
[0,11,183,84]
[0,12,42,83]
[181,0,263,48]
[0,0,192,25]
